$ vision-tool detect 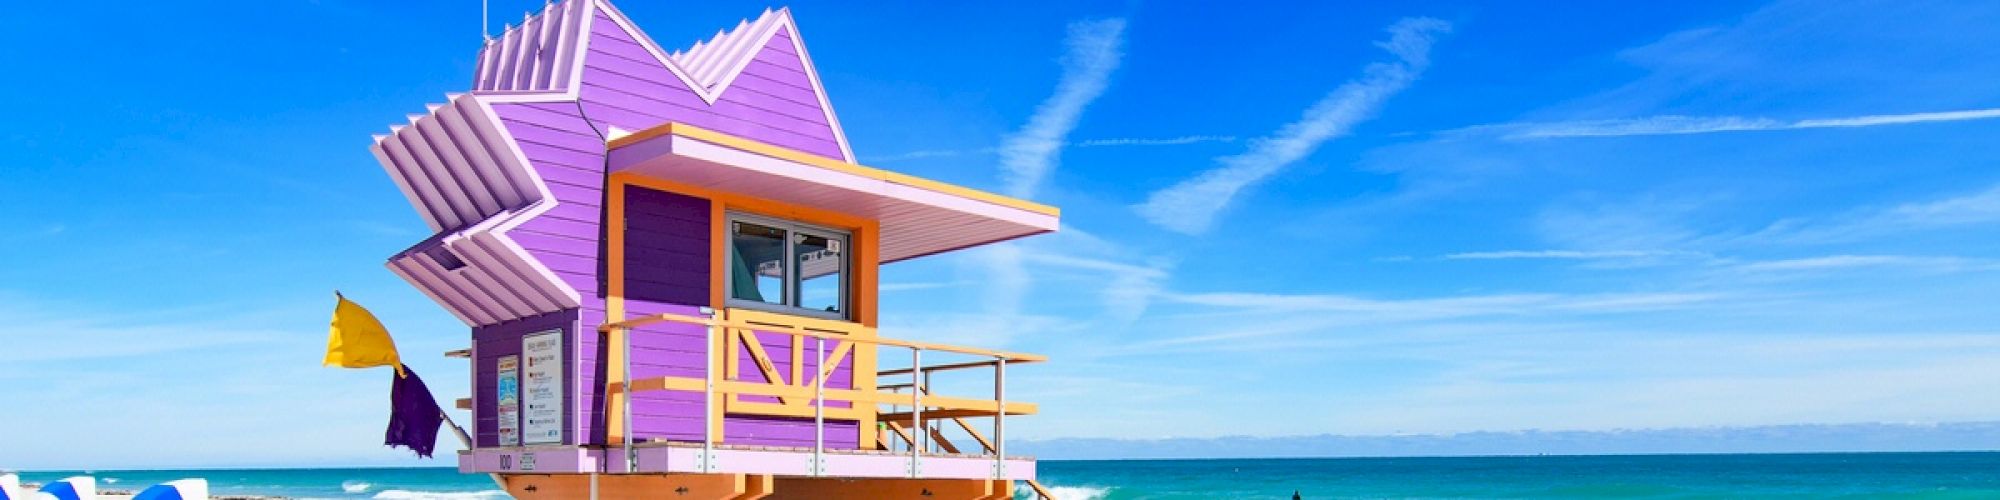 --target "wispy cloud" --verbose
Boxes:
[1463,107,2000,140]
[1142,290,1722,349]
[878,281,968,293]
[928,222,1179,352]
[999,18,1127,198]
[1445,249,1700,260]
[1164,290,1717,318]
[861,135,1235,164]
[0,294,465,469]
[1740,183,2000,245]
[1074,135,1236,147]
[1734,254,1994,273]
[864,148,991,163]
[1134,18,1451,234]
[1020,248,1172,322]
